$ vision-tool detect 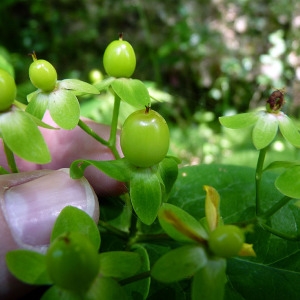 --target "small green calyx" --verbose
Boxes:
[266,89,285,113]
